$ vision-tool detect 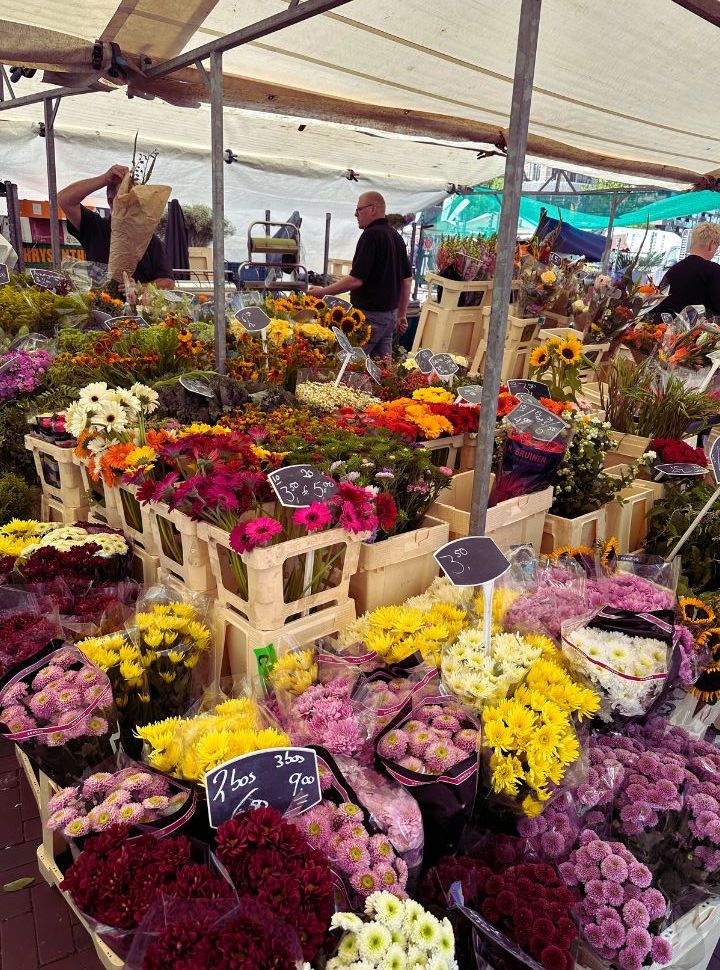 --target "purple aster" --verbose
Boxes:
[603,881,625,907]
[628,862,652,888]
[585,879,606,906]
[623,899,650,928]
[650,936,673,965]
[540,831,567,859]
[585,839,612,863]
[617,948,644,970]
[642,888,668,921]
[598,917,626,951]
